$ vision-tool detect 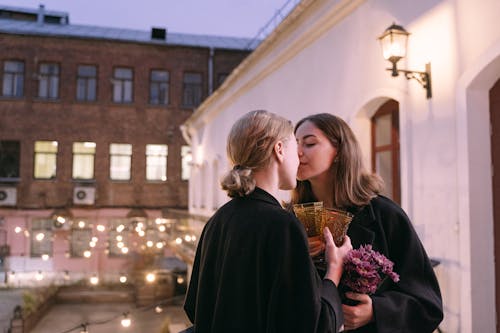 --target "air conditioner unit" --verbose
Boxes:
[0,187,17,206]
[73,187,95,205]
